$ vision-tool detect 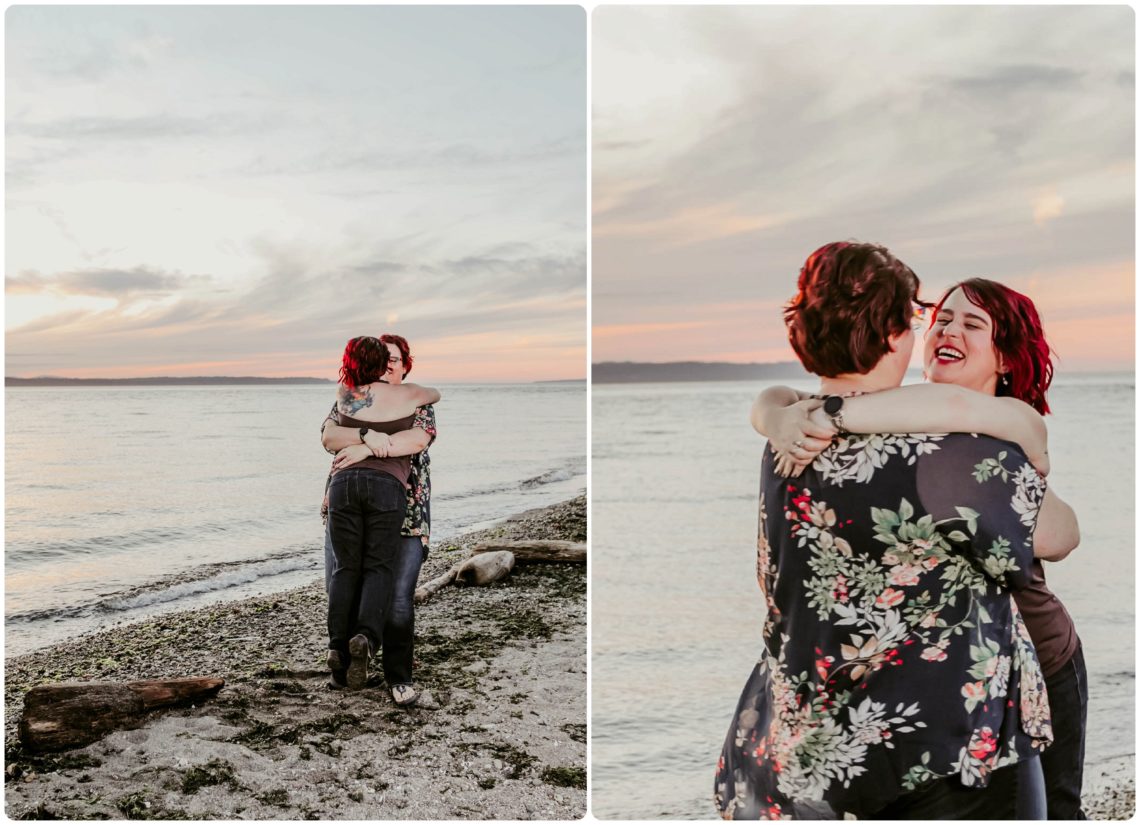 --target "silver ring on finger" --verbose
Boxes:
[793,439,805,449]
